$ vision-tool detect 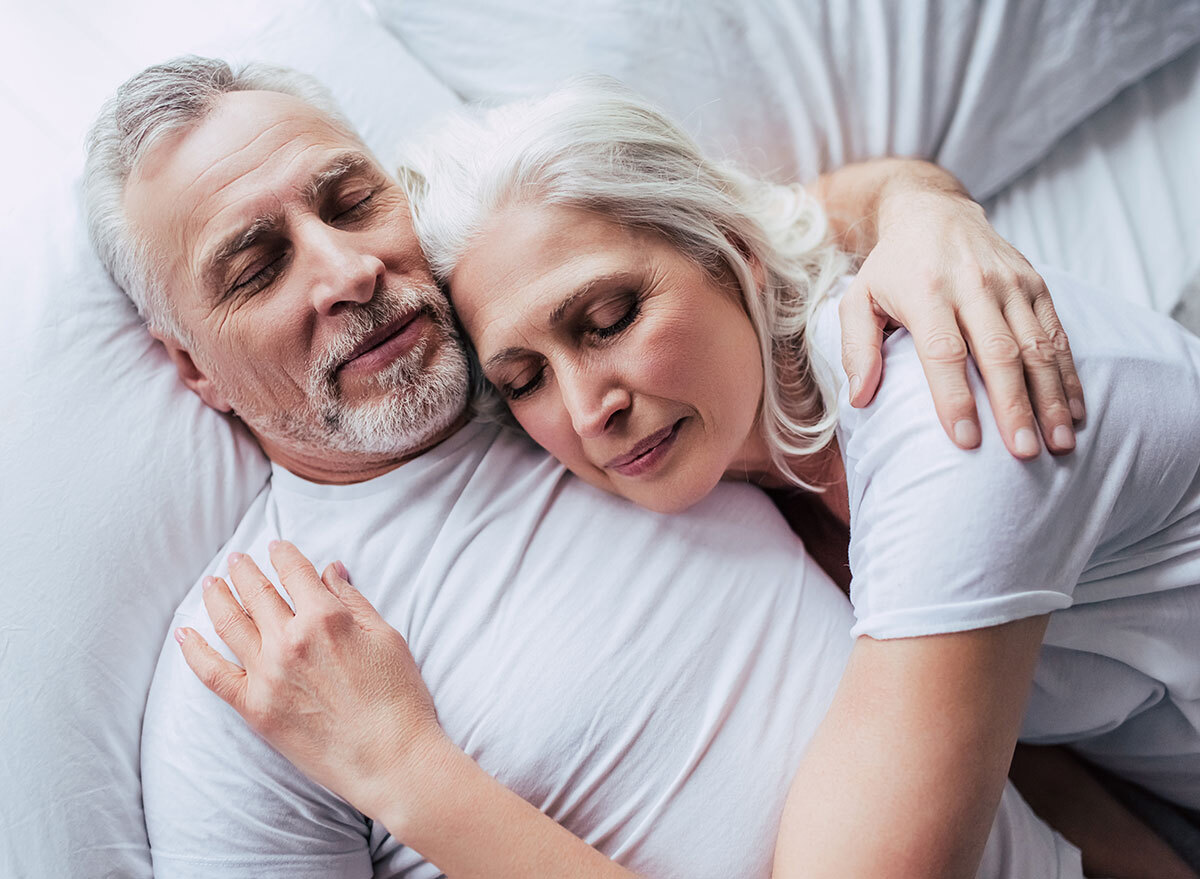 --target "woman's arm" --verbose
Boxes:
[809,158,1084,459]
[772,616,1049,878]
[177,541,636,879]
